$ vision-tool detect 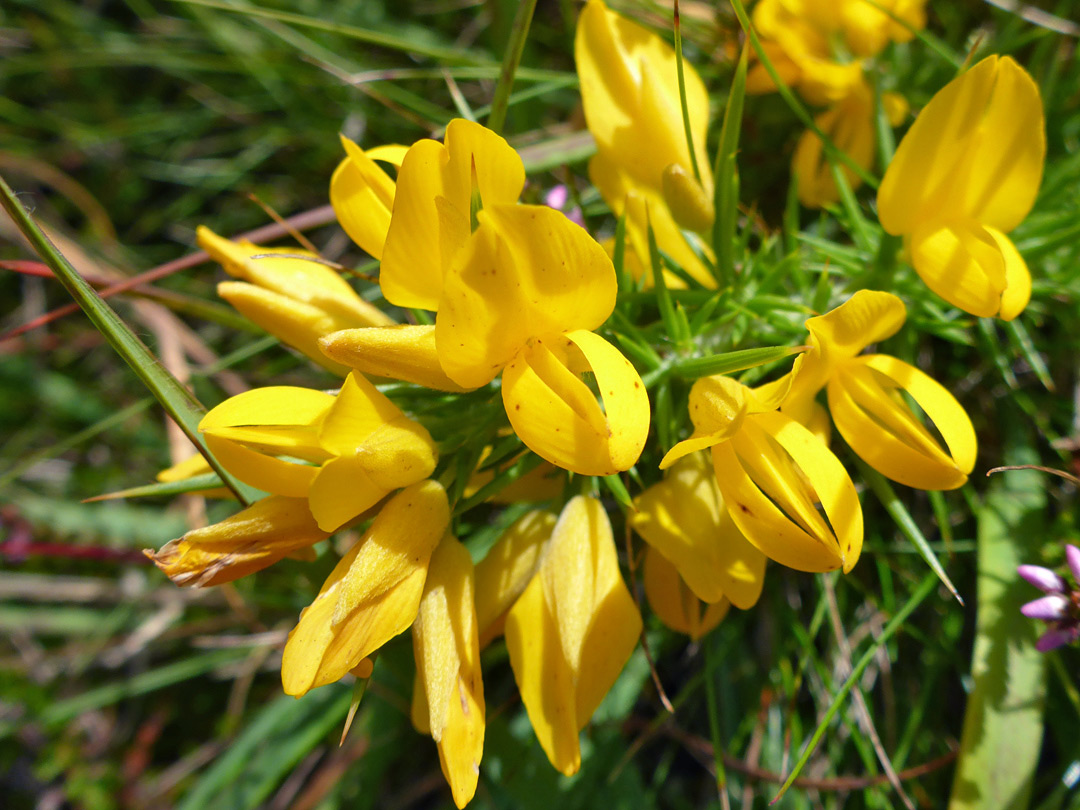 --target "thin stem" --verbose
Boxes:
[487,0,539,134]
[672,0,702,183]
